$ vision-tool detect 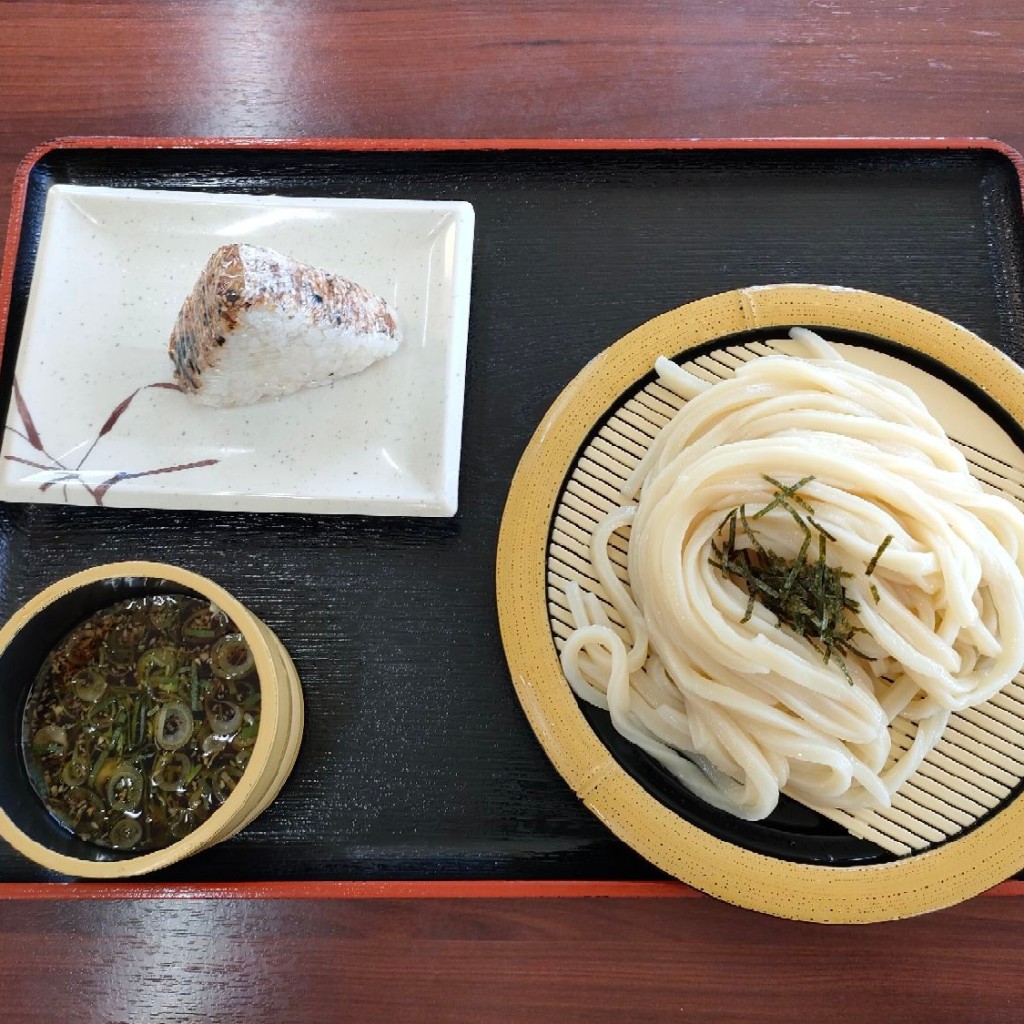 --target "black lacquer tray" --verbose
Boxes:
[1,138,1022,883]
